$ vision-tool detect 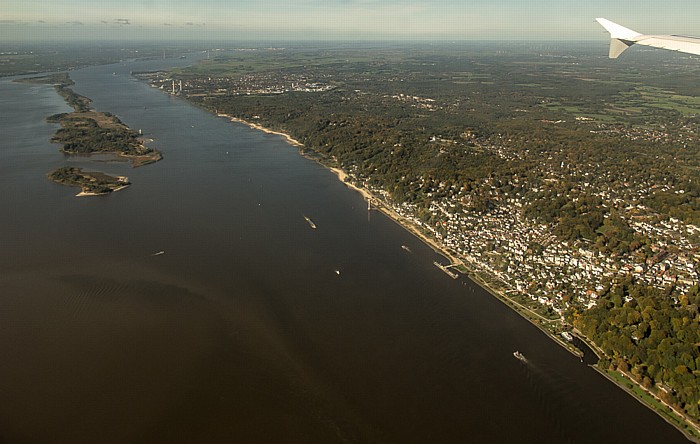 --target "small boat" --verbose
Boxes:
[561,331,574,342]
[304,216,317,229]
[401,245,412,253]
[335,270,341,276]
[513,351,527,362]
[152,251,165,256]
